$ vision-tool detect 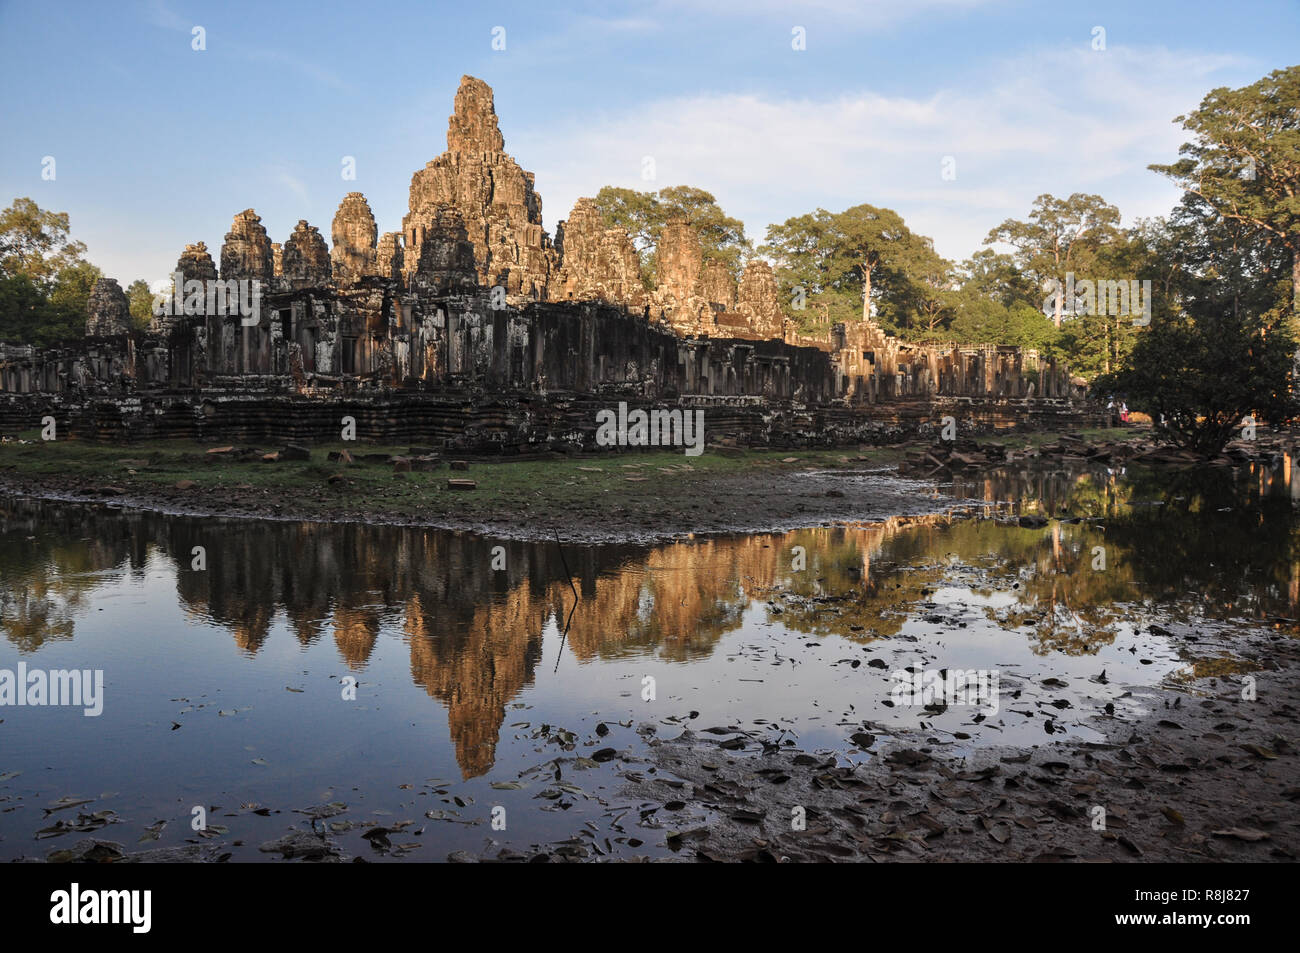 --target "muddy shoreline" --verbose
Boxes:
[596,621,1299,863]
